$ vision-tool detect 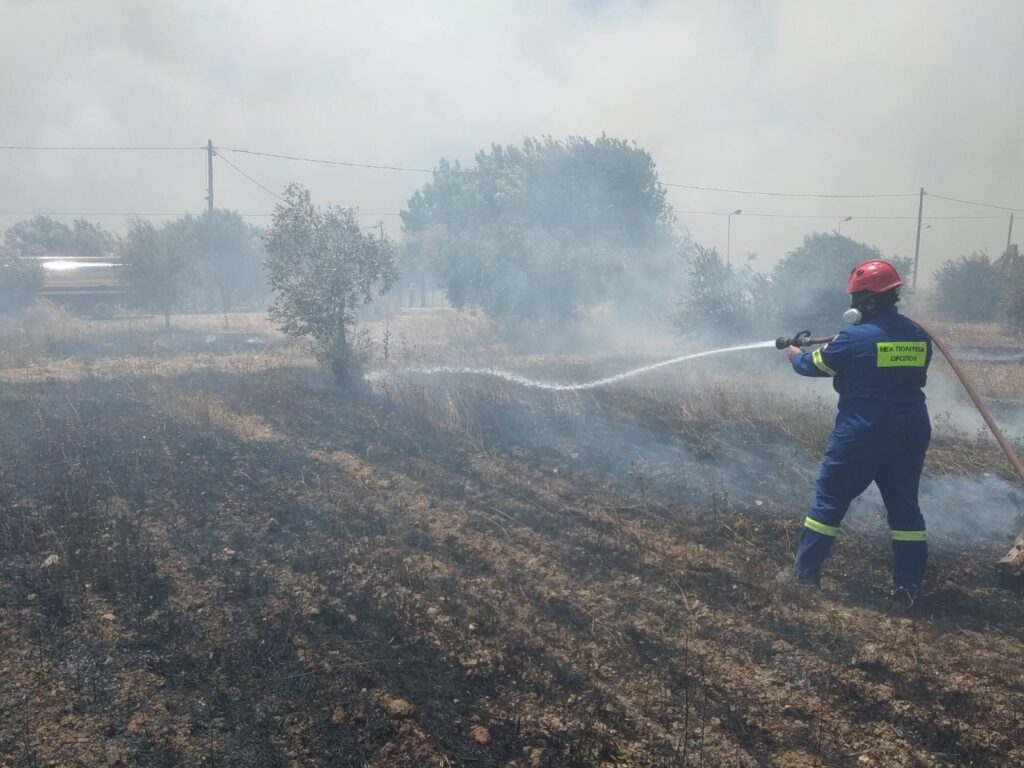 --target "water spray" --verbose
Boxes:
[370,340,776,391]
